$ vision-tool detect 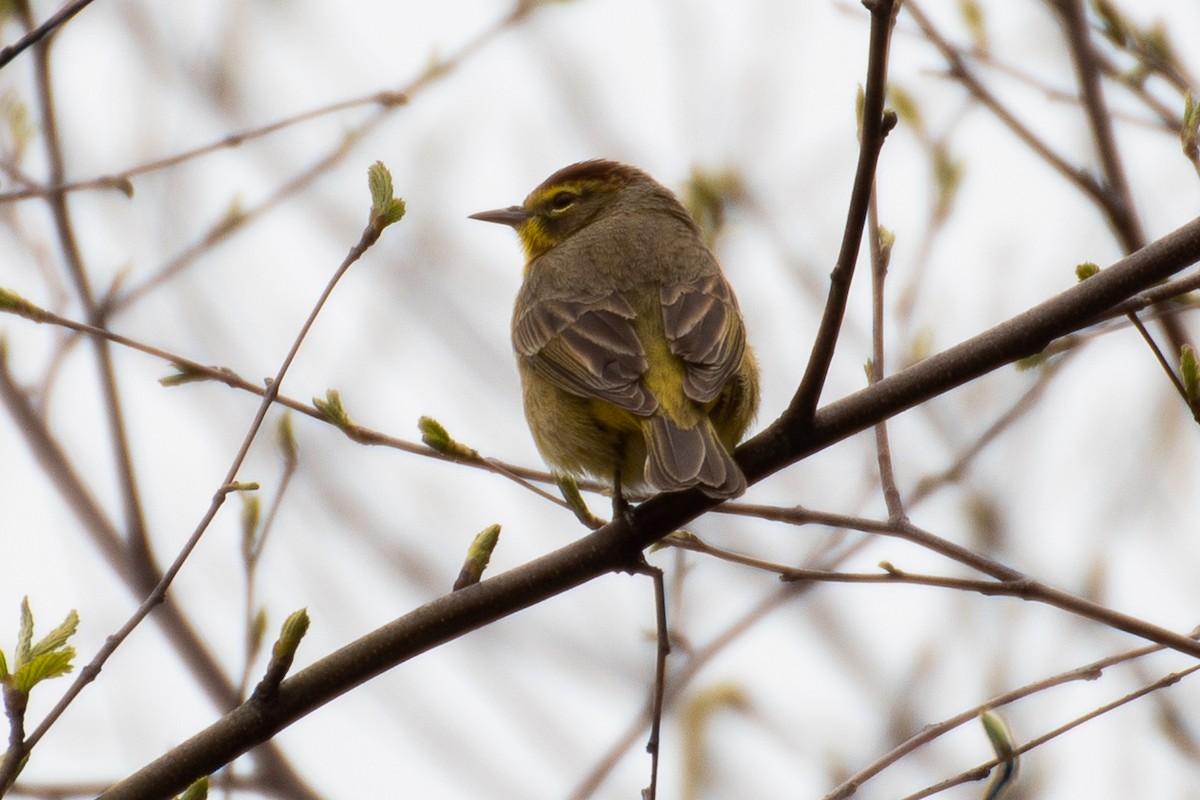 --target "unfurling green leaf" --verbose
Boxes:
[28,609,78,661]
[314,389,352,429]
[367,161,407,231]
[15,650,75,693]
[16,597,33,666]
[2,600,79,694]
